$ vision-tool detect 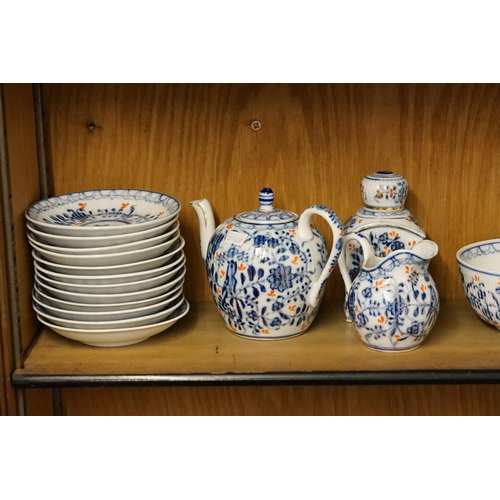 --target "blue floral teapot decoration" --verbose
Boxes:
[191,188,343,340]
[340,234,440,352]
